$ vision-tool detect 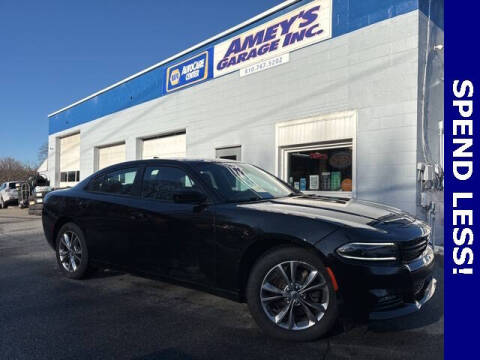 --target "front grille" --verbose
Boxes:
[399,236,428,262]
